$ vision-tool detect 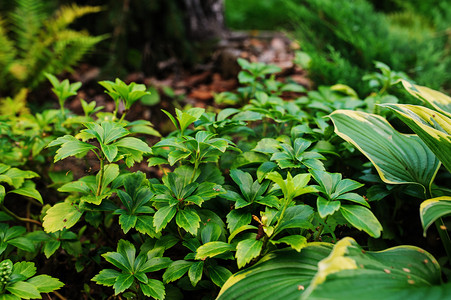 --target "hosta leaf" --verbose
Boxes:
[401,80,451,118]
[384,104,451,173]
[420,196,451,237]
[6,281,40,299]
[27,275,64,293]
[330,110,440,192]
[153,205,177,232]
[236,239,263,268]
[140,280,165,300]
[92,269,121,286]
[271,235,307,252]
[195,241,235,260]
[188,261,204,287]
[176,209,201,235]
[162,260,193,283]
[43,202,83,233]
[303,237,443,300]
[340,205,382,238]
